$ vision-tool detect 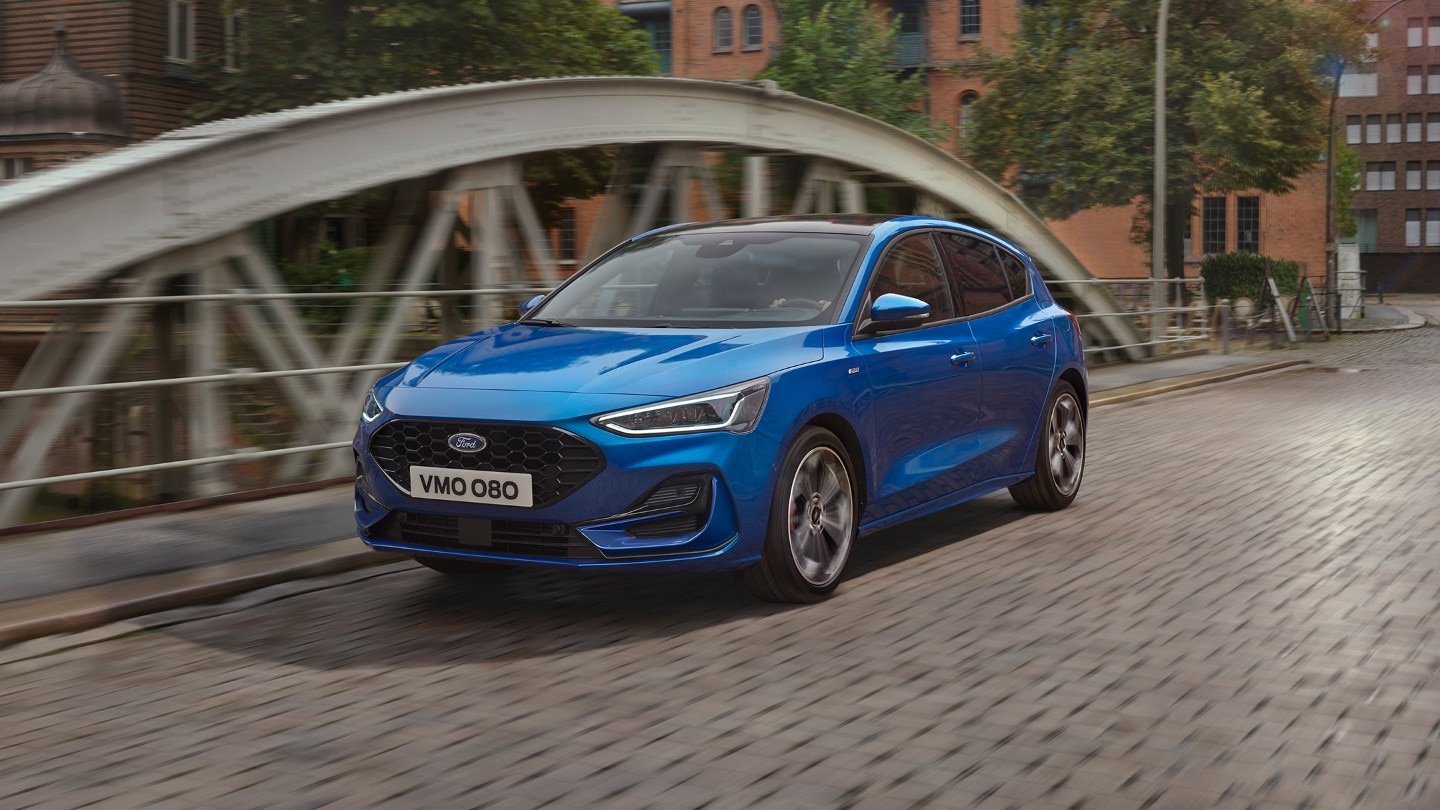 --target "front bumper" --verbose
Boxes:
[353,416,778,573]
